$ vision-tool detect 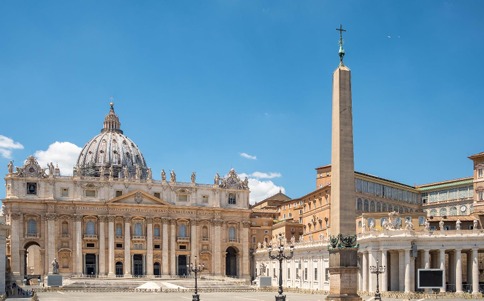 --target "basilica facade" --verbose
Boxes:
[3,104,251,281]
